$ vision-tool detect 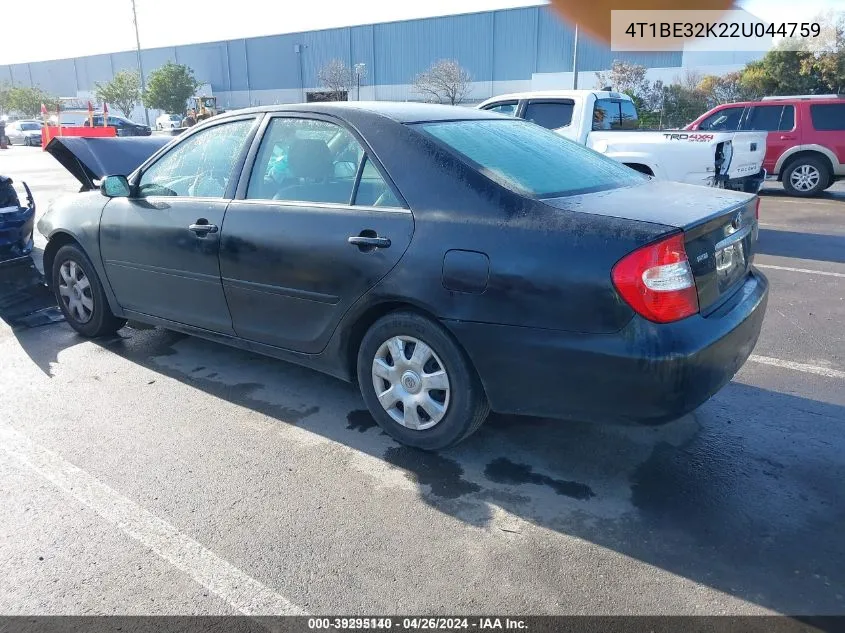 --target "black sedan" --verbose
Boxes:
[37,102,768,449]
